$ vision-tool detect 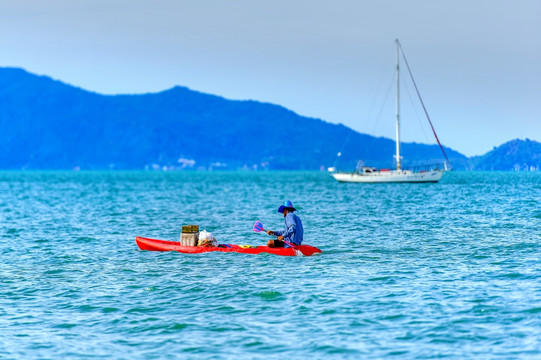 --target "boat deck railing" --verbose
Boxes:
[401,162,448,172]
[332,161,450,174]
